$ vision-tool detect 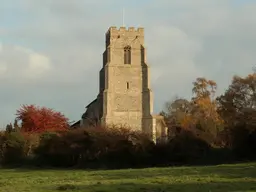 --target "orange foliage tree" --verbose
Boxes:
[190,78,224,135]
[162,78,224,144]
[190,78,224,143]
[16,104,69,133]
